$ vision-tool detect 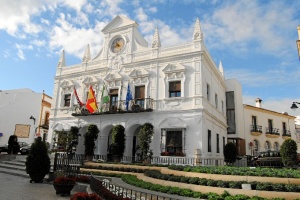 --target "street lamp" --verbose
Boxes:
[291,102,300,110]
